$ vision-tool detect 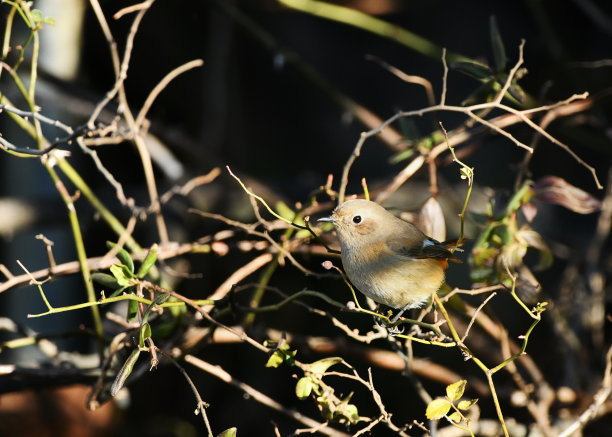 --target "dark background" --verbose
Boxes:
[1,0,611,436]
